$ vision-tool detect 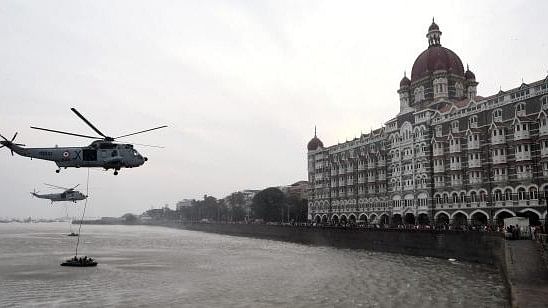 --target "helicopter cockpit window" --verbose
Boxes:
[99,143,117,149]
[133,150,138,156]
